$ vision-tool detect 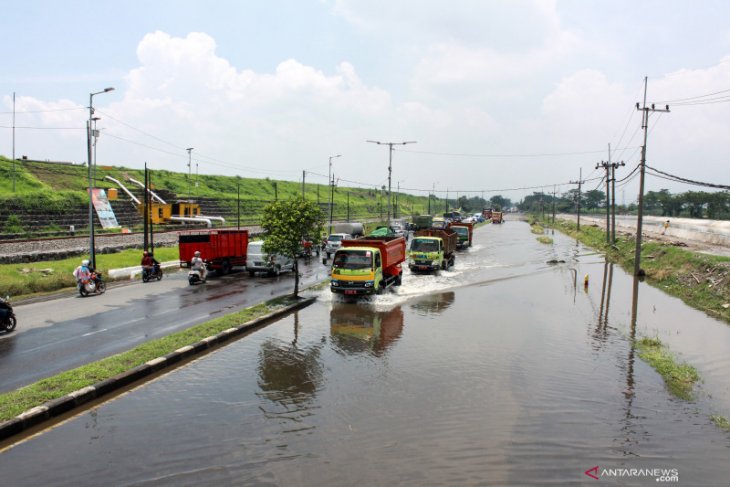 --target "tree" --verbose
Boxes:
[490,194,511,211]
[261,197,324,298]
[584,190,605,210]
